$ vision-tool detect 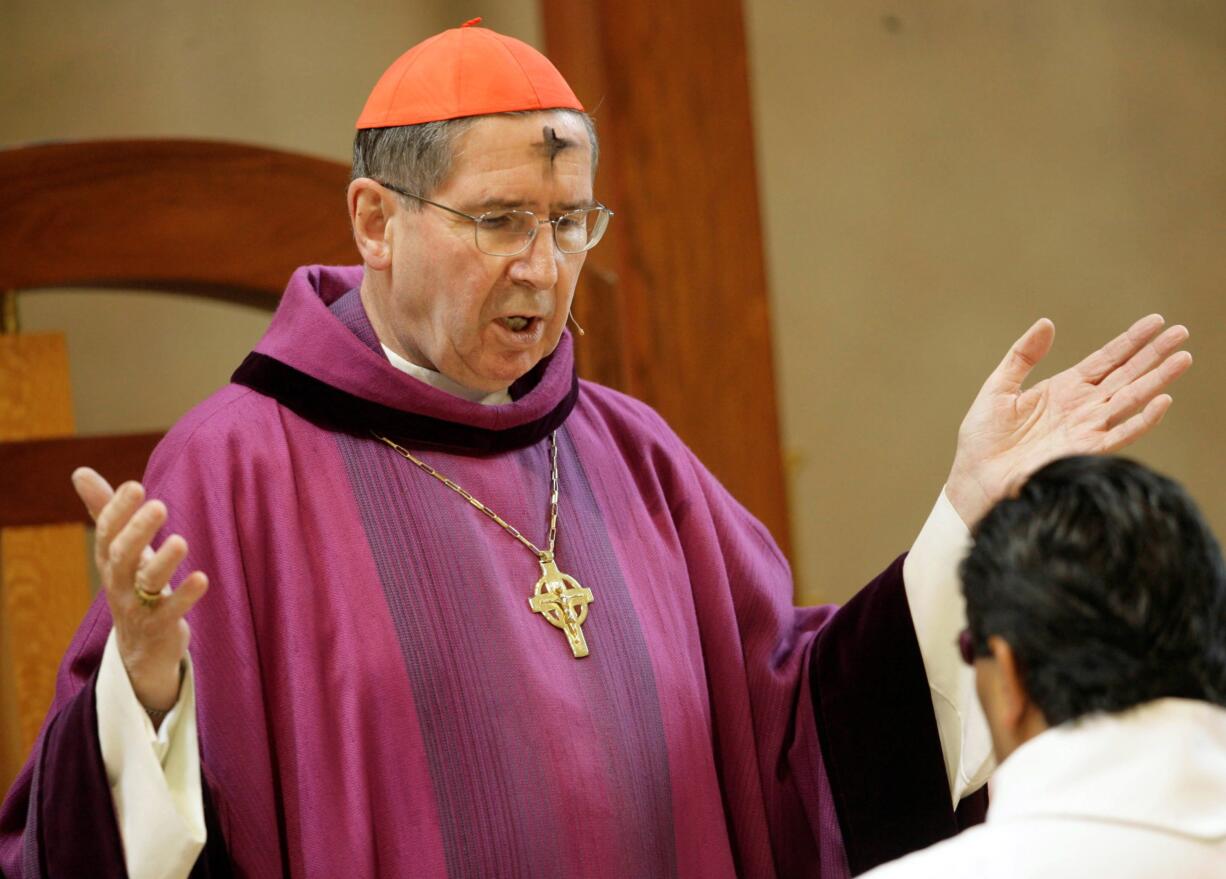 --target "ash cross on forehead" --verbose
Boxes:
[541,125,572,166]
